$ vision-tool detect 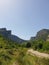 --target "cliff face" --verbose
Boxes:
[0,28,11,37]
[0,28,25,43]
[30,29,49,41]
[36,29,49,40]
